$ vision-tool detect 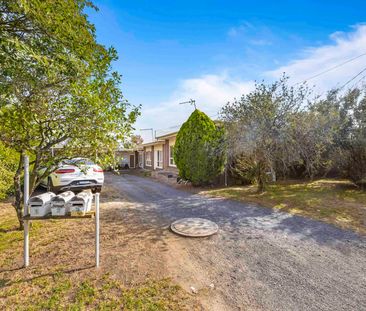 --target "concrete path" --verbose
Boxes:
[106,173,366,311]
